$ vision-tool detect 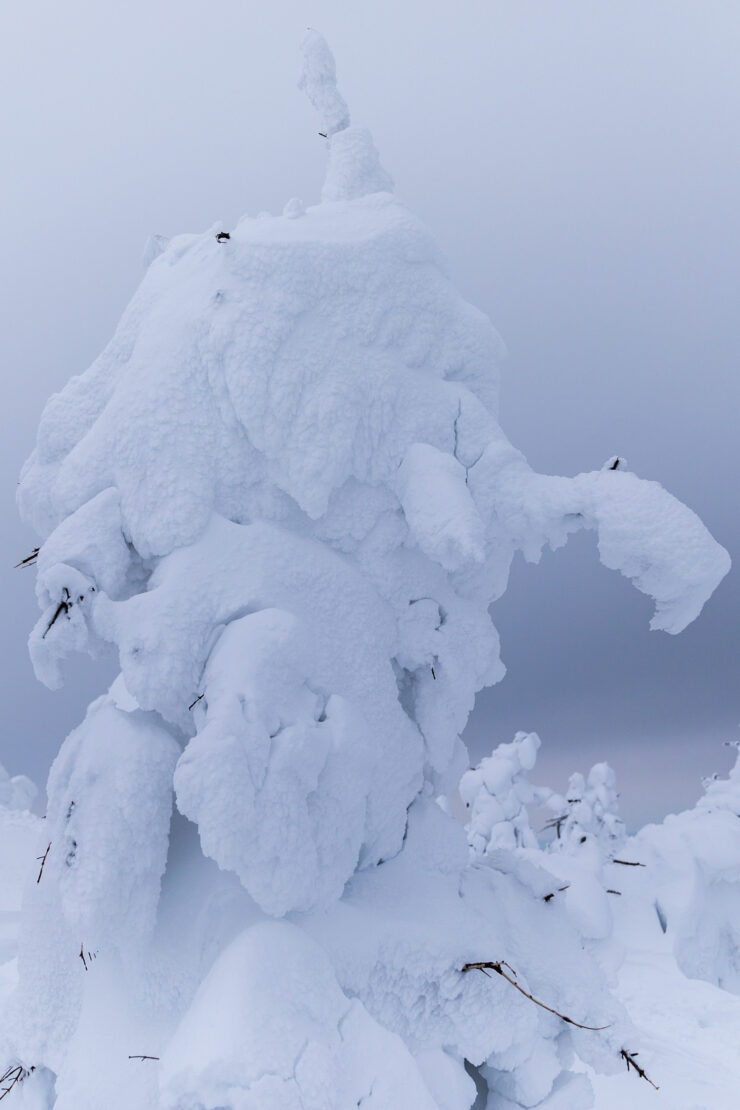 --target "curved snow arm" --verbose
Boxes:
[472,449,730,634]
[571,468,730,633]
